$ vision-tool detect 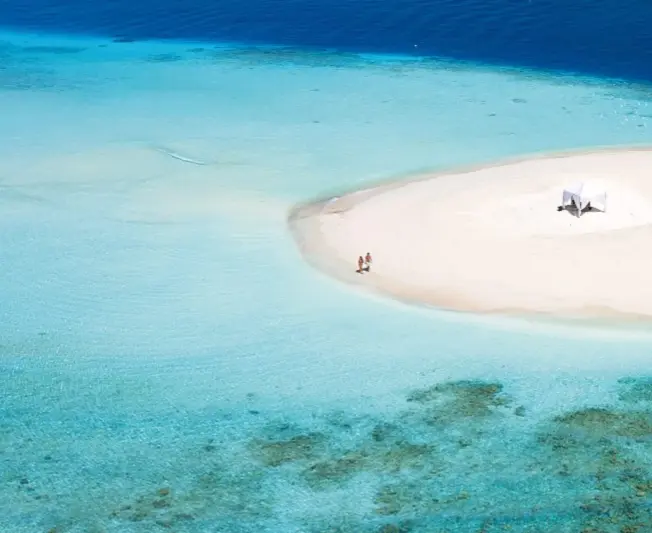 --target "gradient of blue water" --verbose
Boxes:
[1,16,652,533]
[3,0,652,81]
